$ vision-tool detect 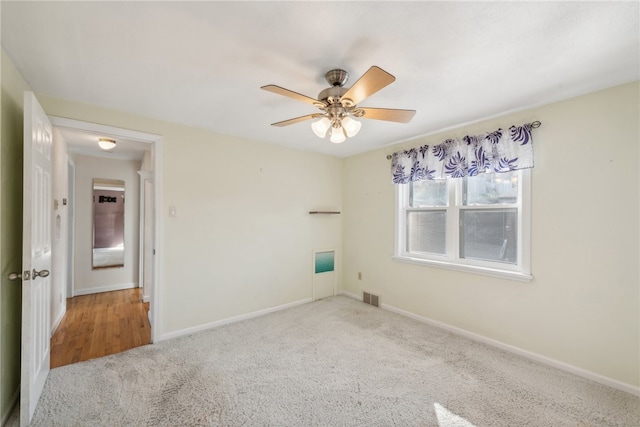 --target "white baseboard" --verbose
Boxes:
[159,297,313,342]
[338,290,640,396]
[73,282,137,296]
[142,294,150,303]
[1,387,19,427]
[339,290,361,301]
[50,305,66,337]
